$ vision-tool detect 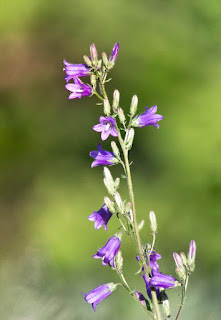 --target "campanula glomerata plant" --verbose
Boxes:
[63,43,196,320]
